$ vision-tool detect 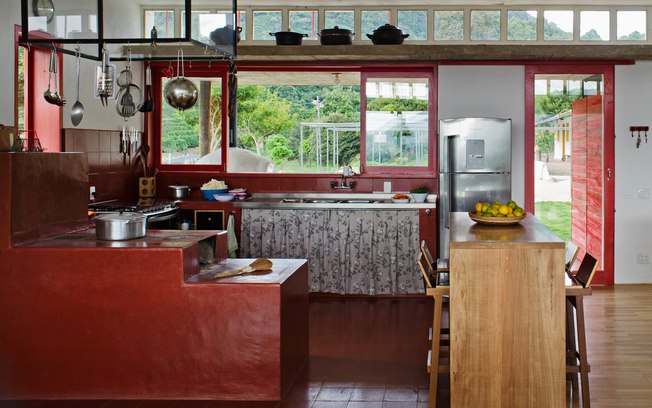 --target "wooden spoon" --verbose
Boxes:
[211,258,273,279]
